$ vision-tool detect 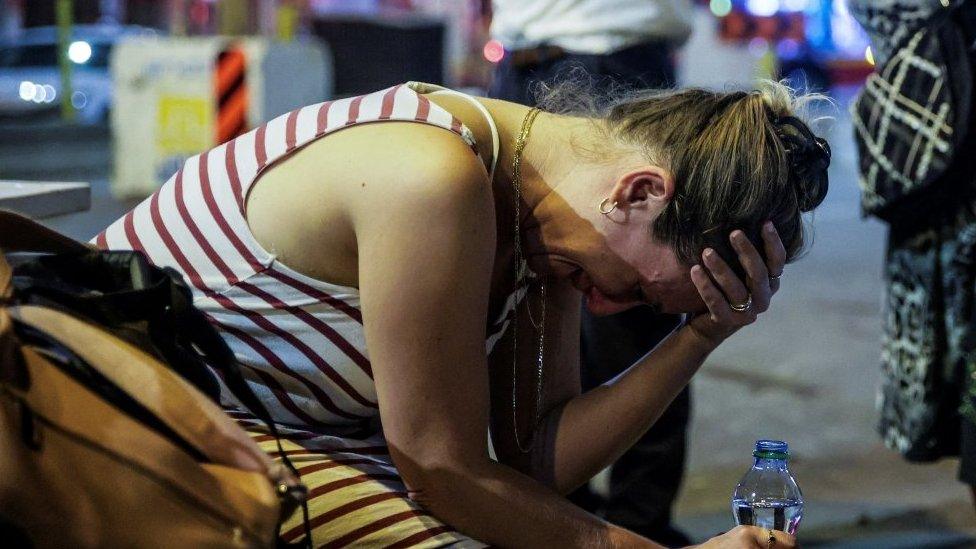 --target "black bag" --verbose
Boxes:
[11,251,224,401]
[852,0,976,224]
